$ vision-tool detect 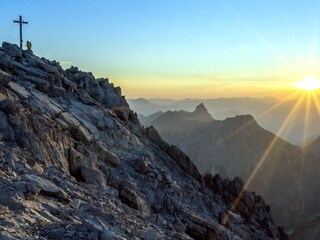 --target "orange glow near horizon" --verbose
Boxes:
[112,75,300,100]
